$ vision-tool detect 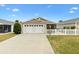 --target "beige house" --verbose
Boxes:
[22,17,56,33]
[56,18,79,29]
